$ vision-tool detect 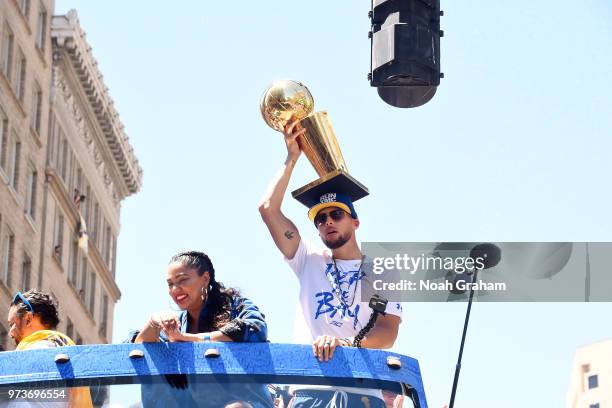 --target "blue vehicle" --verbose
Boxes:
[0,342,427,407]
